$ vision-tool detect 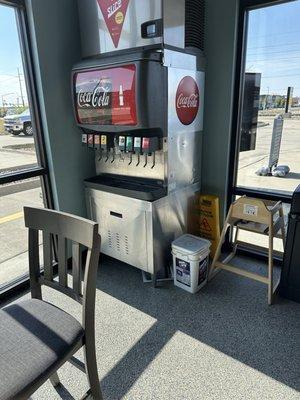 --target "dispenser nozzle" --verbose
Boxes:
[151,152,156,169]
[143,154,148,168]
